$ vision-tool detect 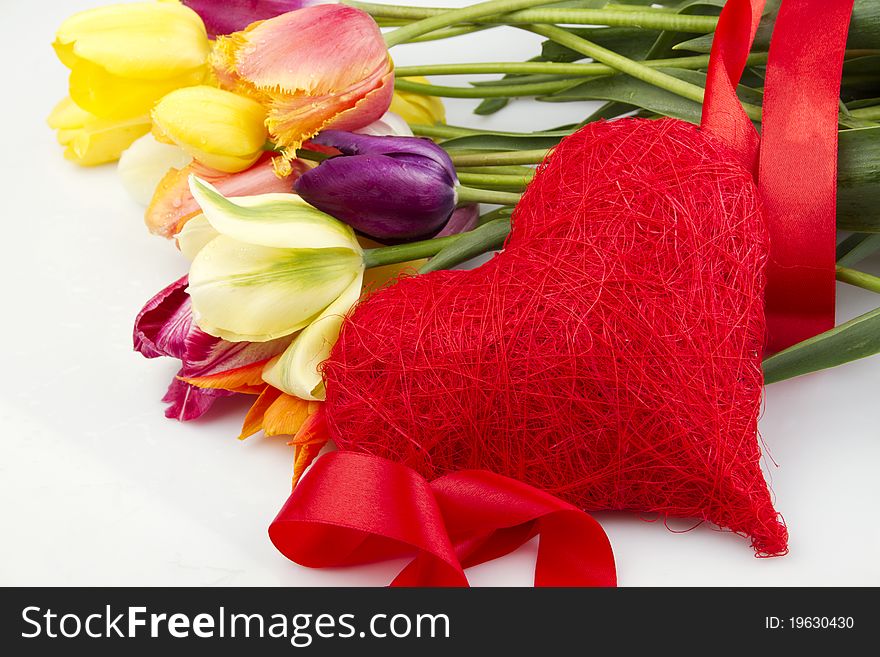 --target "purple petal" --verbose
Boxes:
[182,0,331,38]
[311,131,457,182]
[435,204,479,238]
[295,153,457,240]
[162,375,235,421]
[133,276,209,361]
